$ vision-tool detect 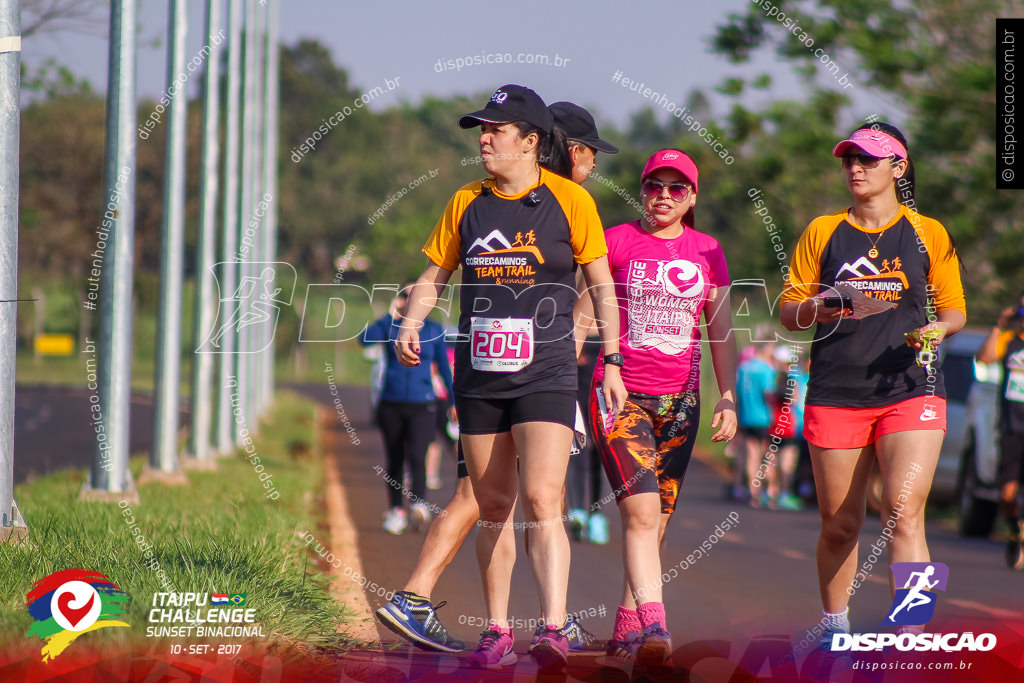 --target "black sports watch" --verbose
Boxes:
[604,353,625,368]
